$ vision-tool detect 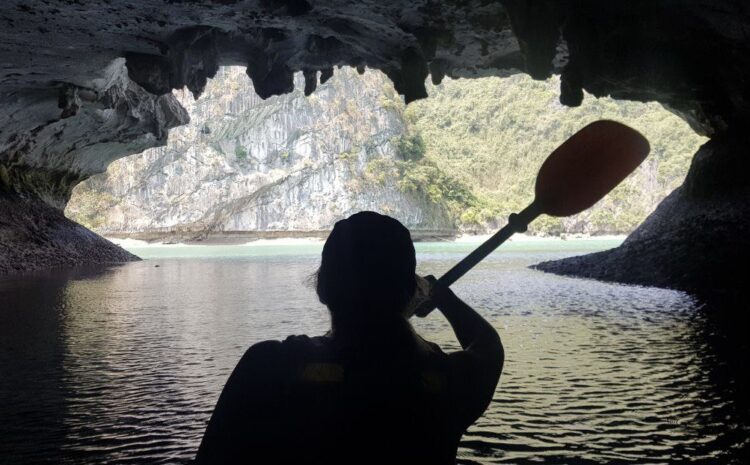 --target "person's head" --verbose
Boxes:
[315,211,417,330]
